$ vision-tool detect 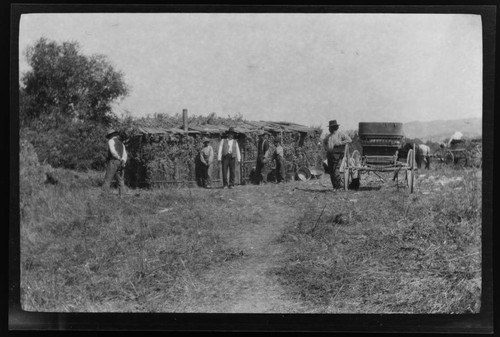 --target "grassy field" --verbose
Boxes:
[19,155,482,313]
